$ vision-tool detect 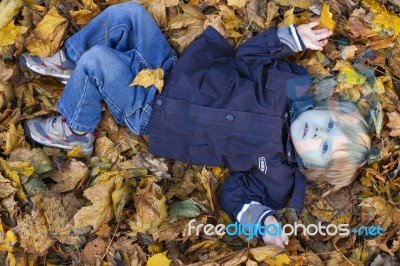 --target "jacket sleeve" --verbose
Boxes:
[235,25,305,81]
[218,170,281,240]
